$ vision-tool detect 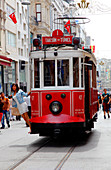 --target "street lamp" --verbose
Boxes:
[21,0,30,5]
[77,0,90,9]
[99,61,104,66]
